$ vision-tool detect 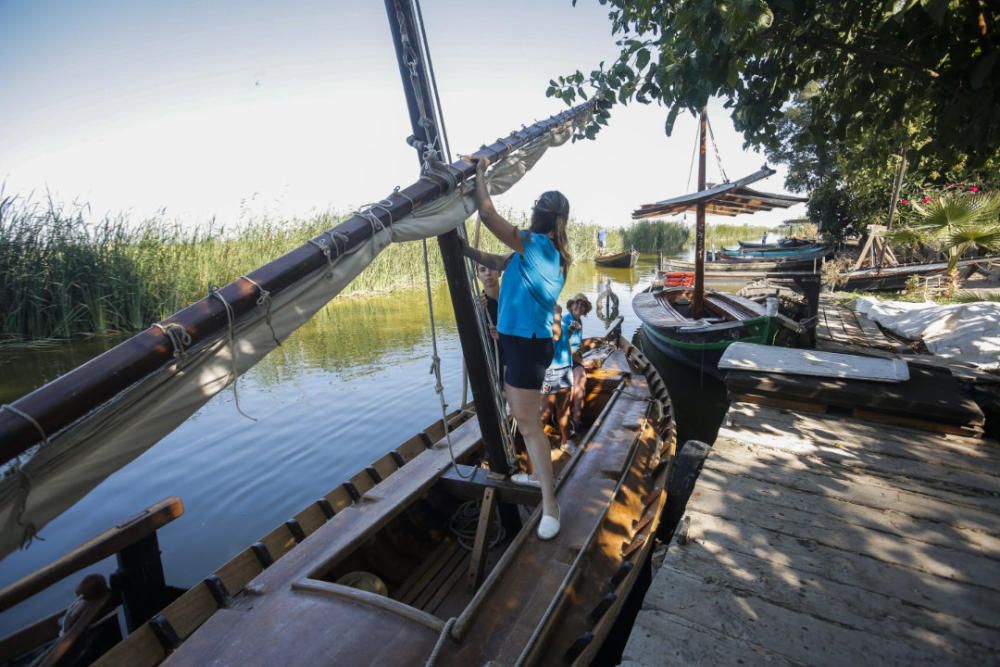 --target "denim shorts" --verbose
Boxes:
[542,365,573,395]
